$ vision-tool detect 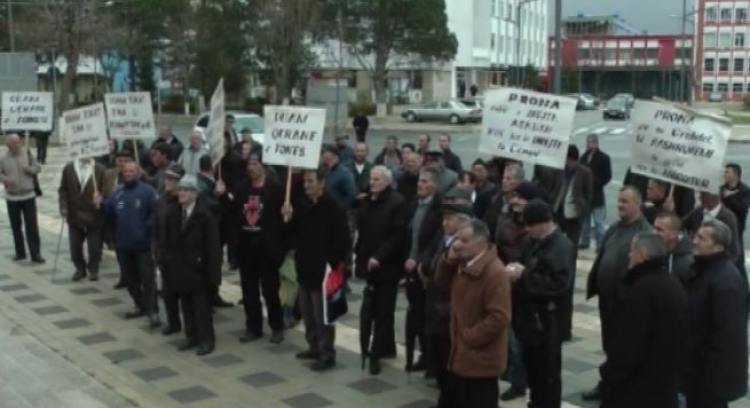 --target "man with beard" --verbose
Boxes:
[59,157,106,281]
[95,162,160,328]
[232,153,286,344]
[683,219,749,408]
[506,199,573,408]
[653,212,694,285]
[356,165,408,375]
[396,152,422,203]
[601,233,688,408]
